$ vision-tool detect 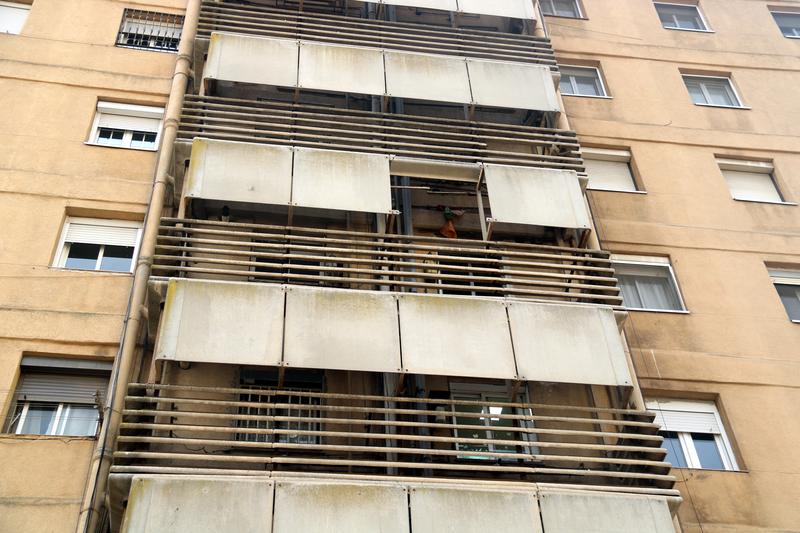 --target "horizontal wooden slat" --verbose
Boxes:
[152,218,622,306]
[114,383,675,489]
